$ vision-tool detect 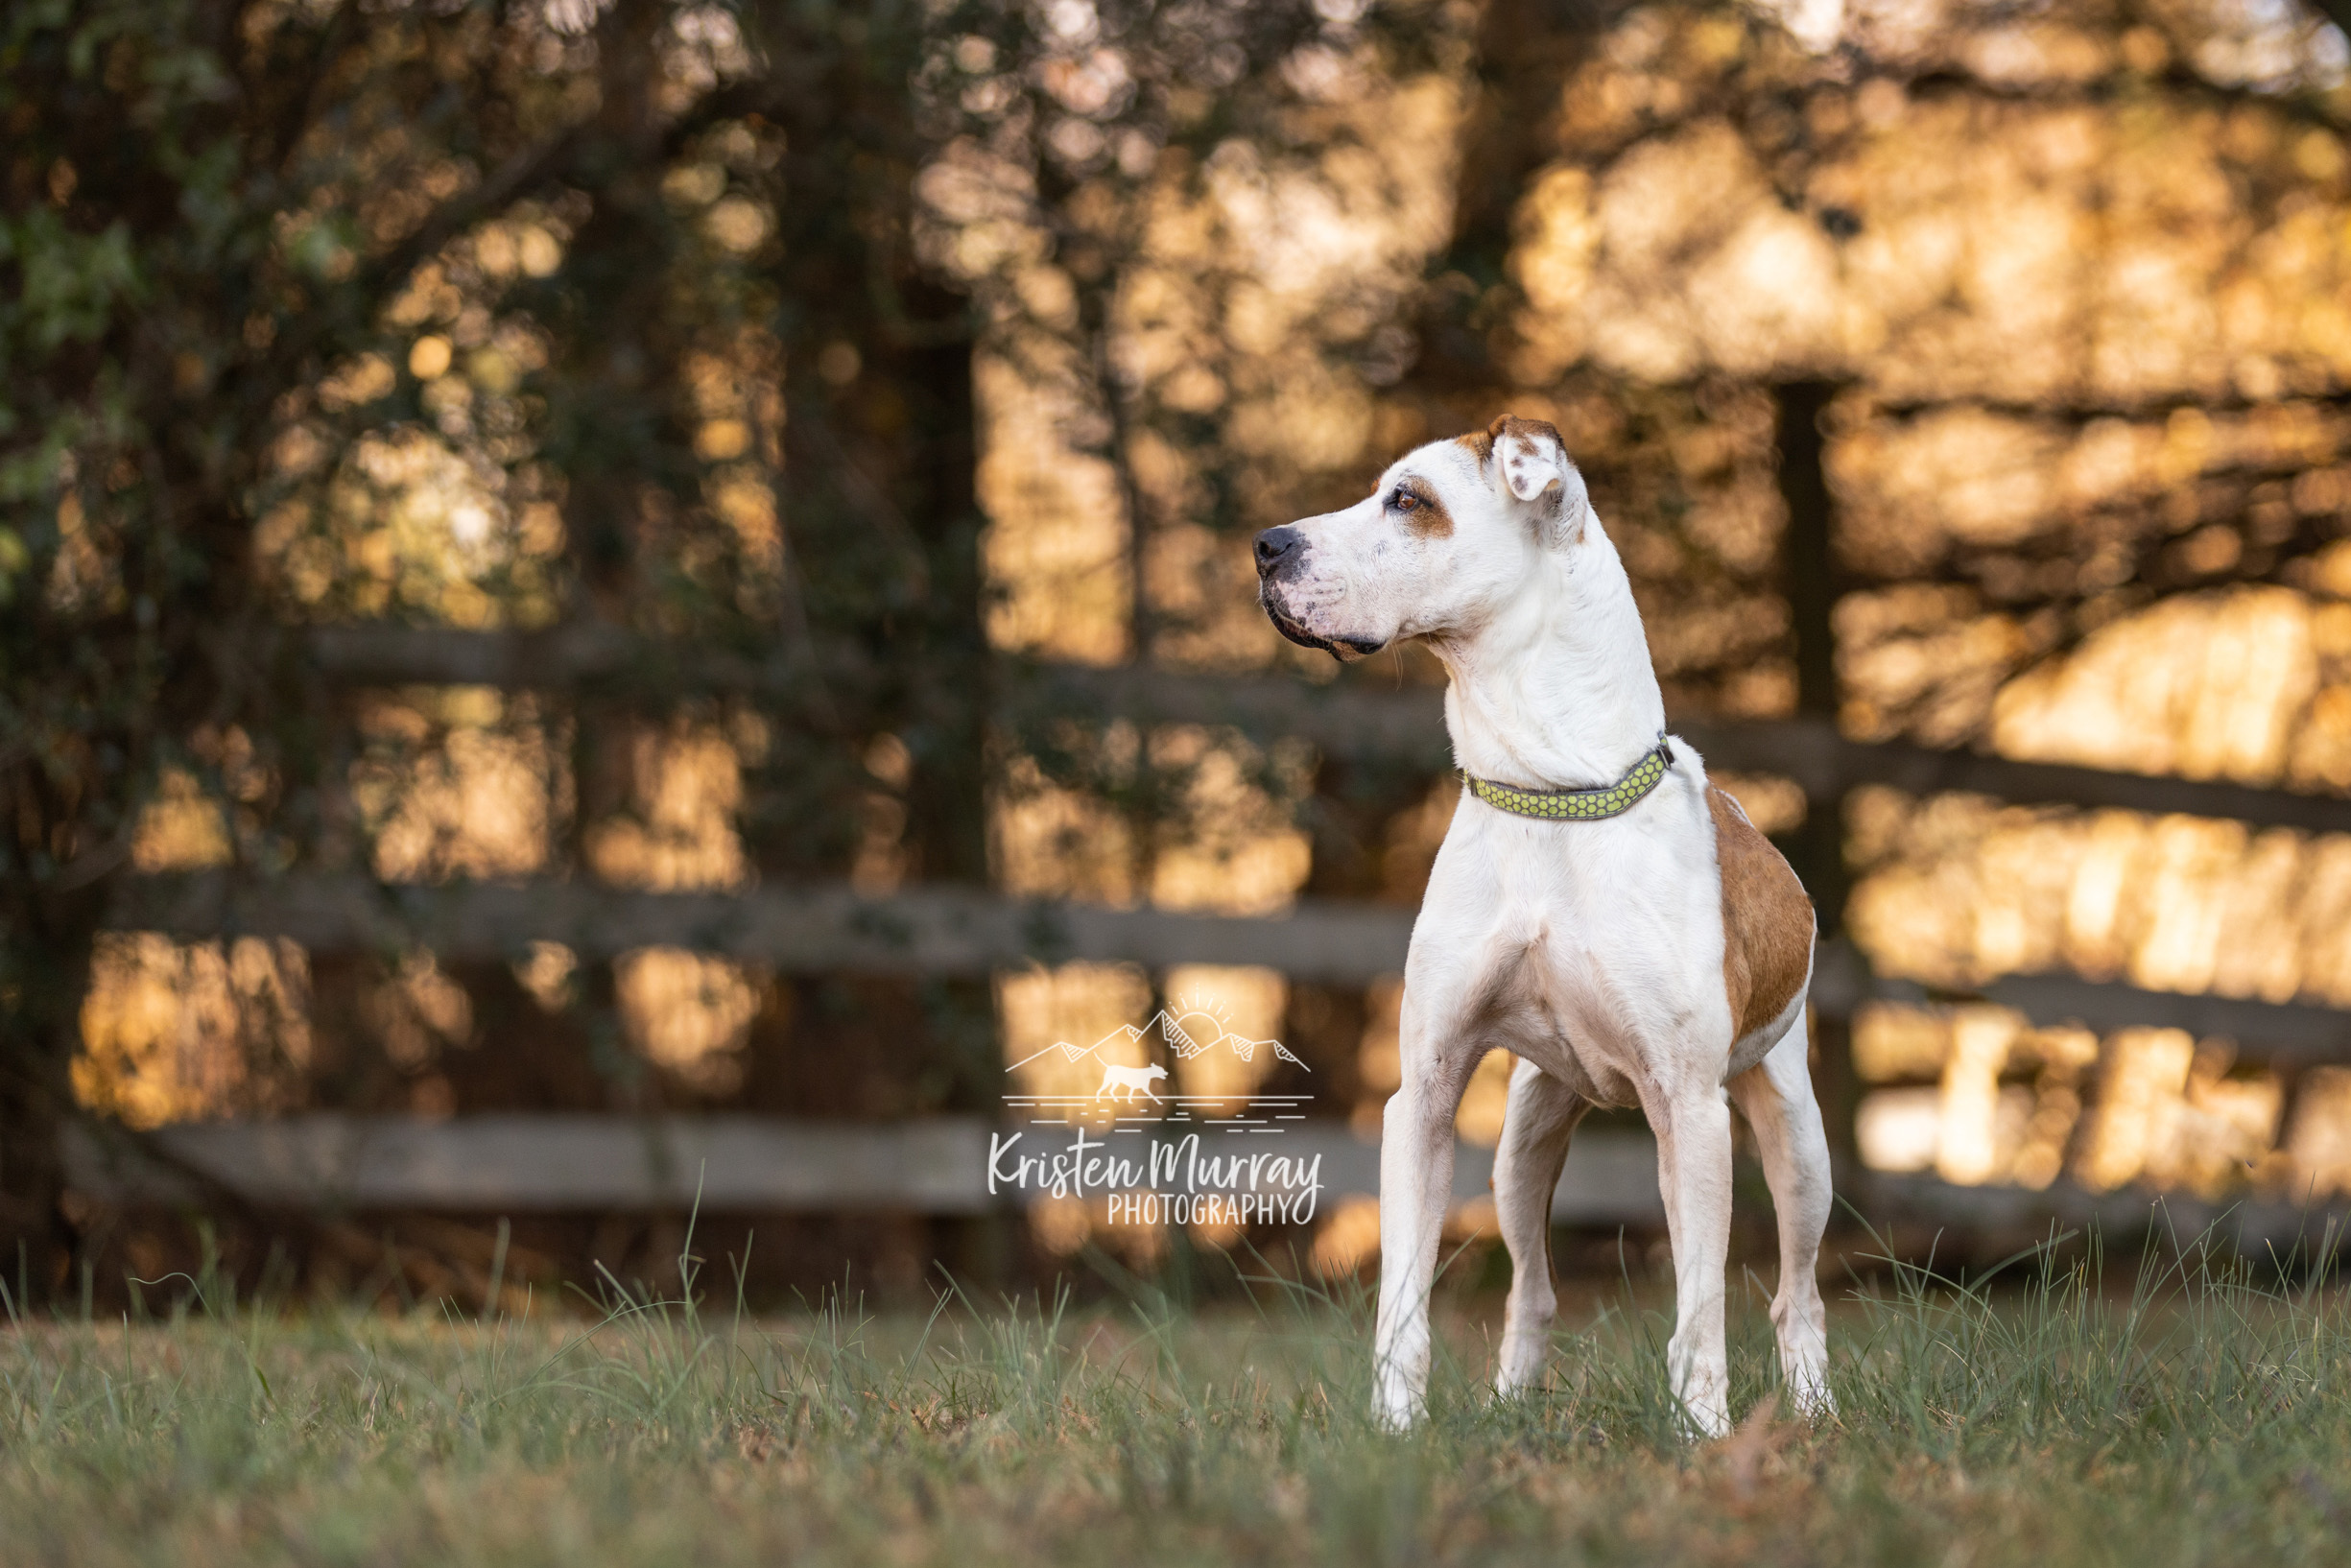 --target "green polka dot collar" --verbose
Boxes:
[1463,734,1674,821]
